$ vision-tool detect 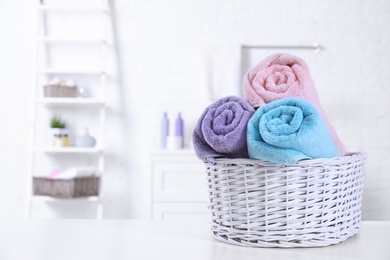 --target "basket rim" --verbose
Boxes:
[206,151,366,166]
